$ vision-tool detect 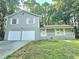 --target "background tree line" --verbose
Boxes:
[0,0,79,40]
